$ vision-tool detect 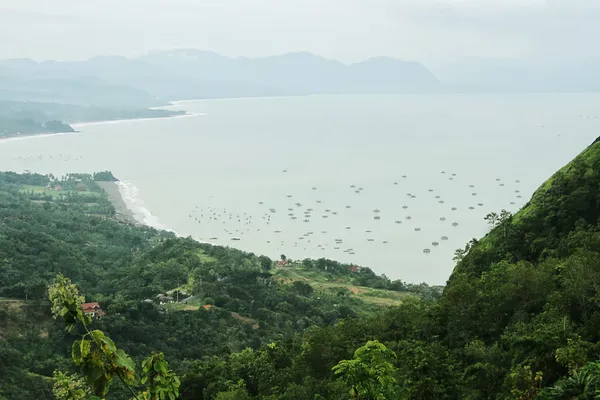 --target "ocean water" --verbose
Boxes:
[1,94,598,284]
